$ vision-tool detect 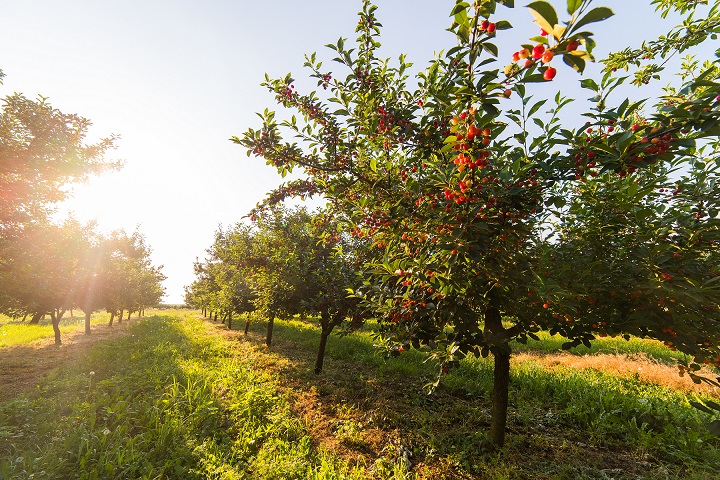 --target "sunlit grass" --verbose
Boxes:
[2,311,718,479]
[1,312,104,347]
[0,313,370,479]
[0,310,156,348]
